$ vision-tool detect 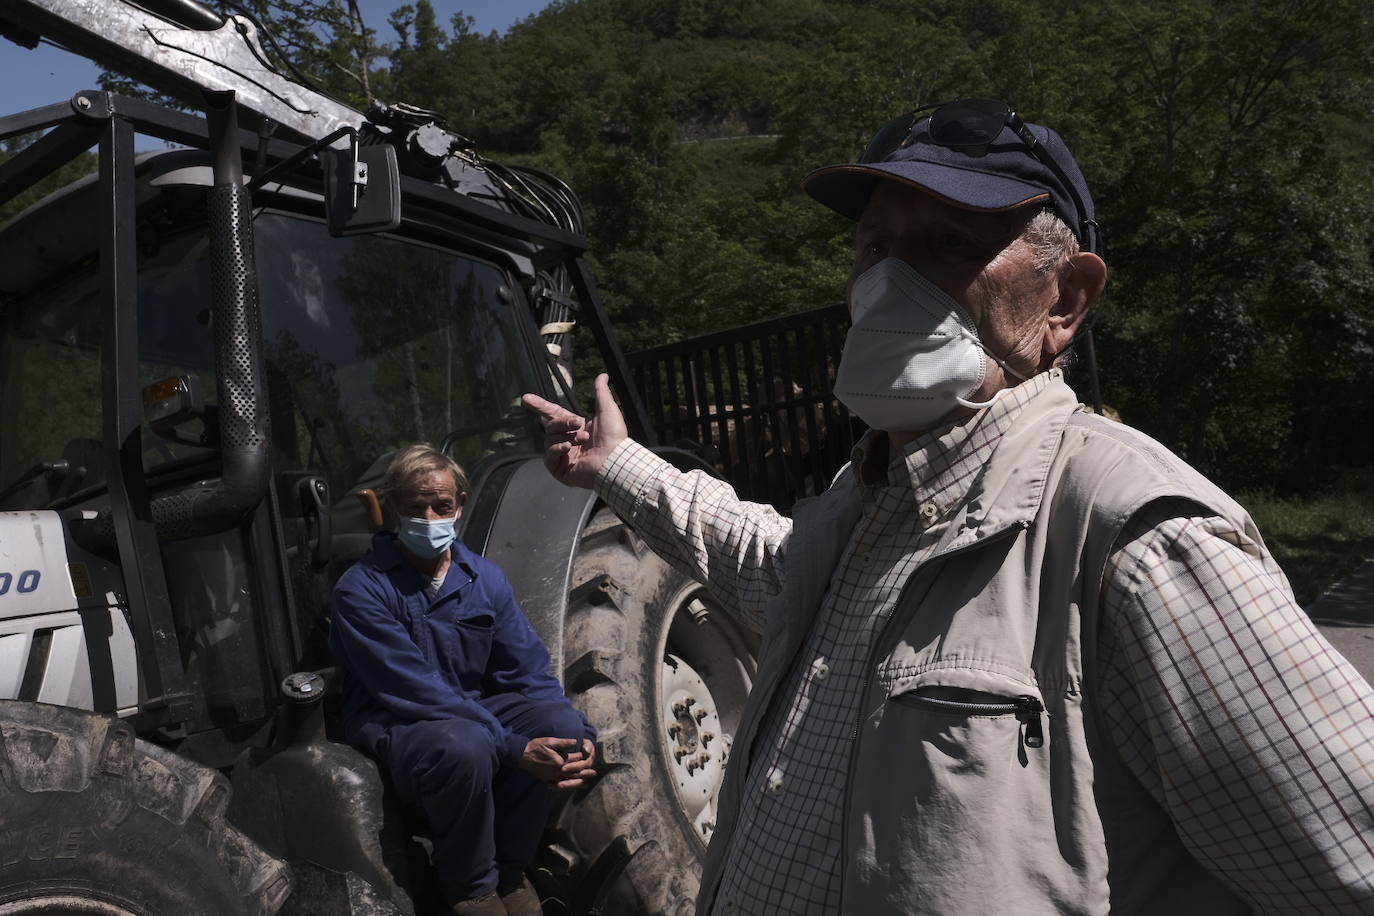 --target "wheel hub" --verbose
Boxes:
[662,651,729,842]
